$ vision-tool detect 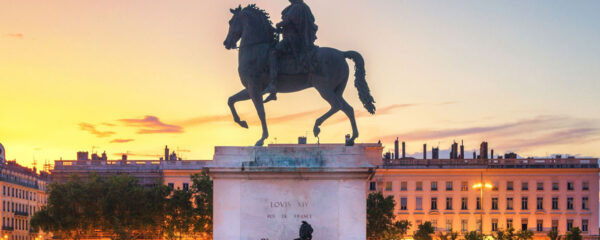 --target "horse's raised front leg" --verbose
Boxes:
[249,86,269,146]
[228,89,251,129]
